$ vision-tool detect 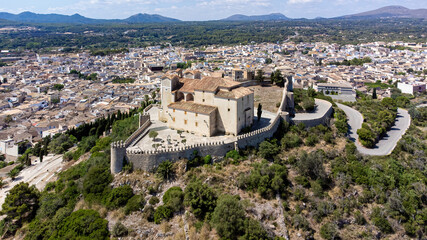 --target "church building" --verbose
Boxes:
[159,74,254,136]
